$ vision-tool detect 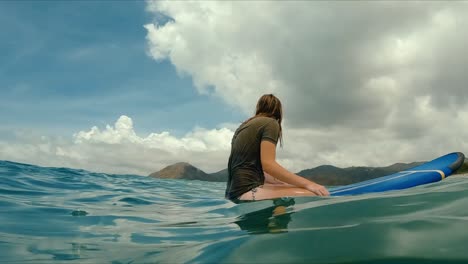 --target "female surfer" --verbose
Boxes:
[225,94,330,202]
